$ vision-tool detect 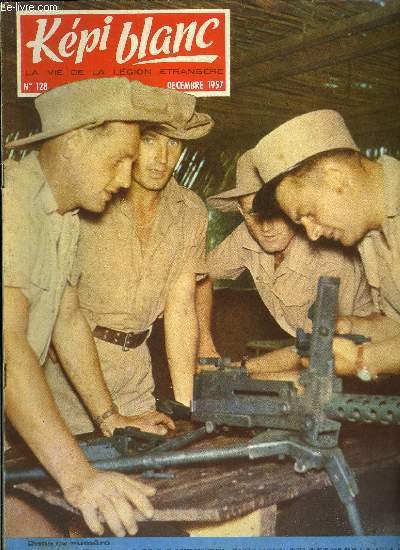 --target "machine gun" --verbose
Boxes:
[191,276,400,534]
[6,277,400,535]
